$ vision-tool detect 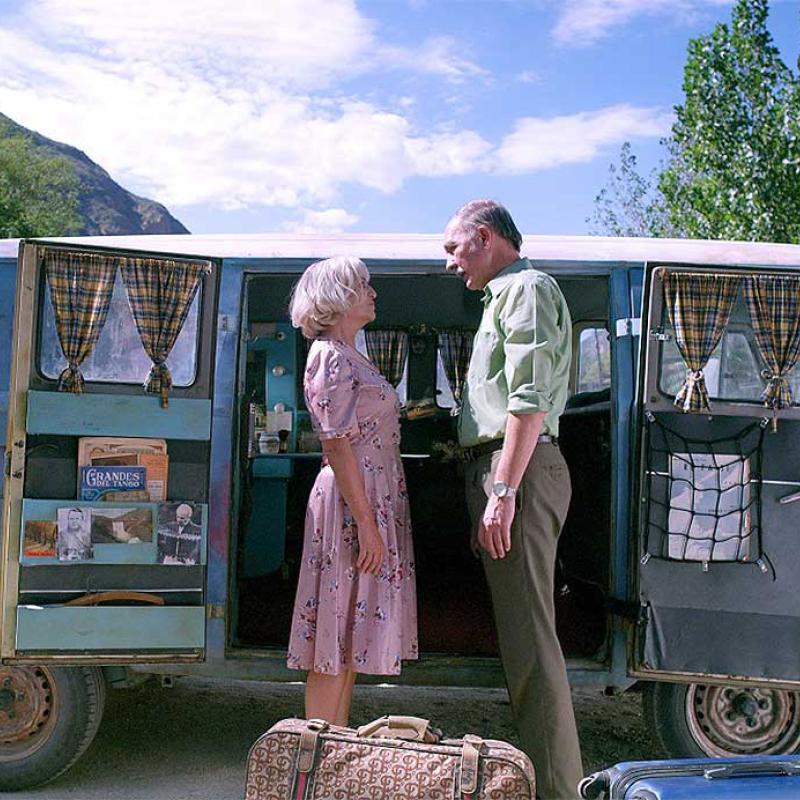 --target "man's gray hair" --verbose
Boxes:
[454,199,522,252]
